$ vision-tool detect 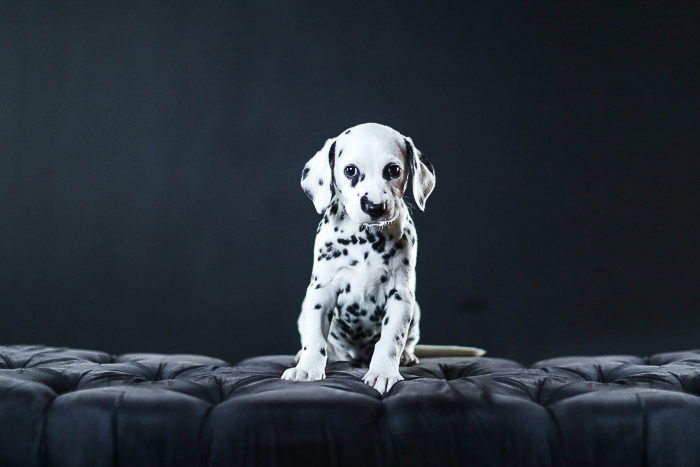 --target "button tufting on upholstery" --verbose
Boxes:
[1,345,700,466]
